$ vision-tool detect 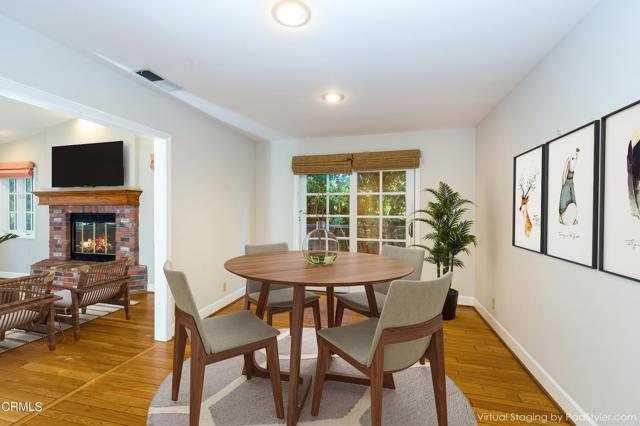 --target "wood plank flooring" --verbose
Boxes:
[1,293,571,426]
